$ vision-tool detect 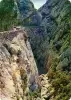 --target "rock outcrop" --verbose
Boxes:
[41,74,53,100]
[0,28,38,100]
